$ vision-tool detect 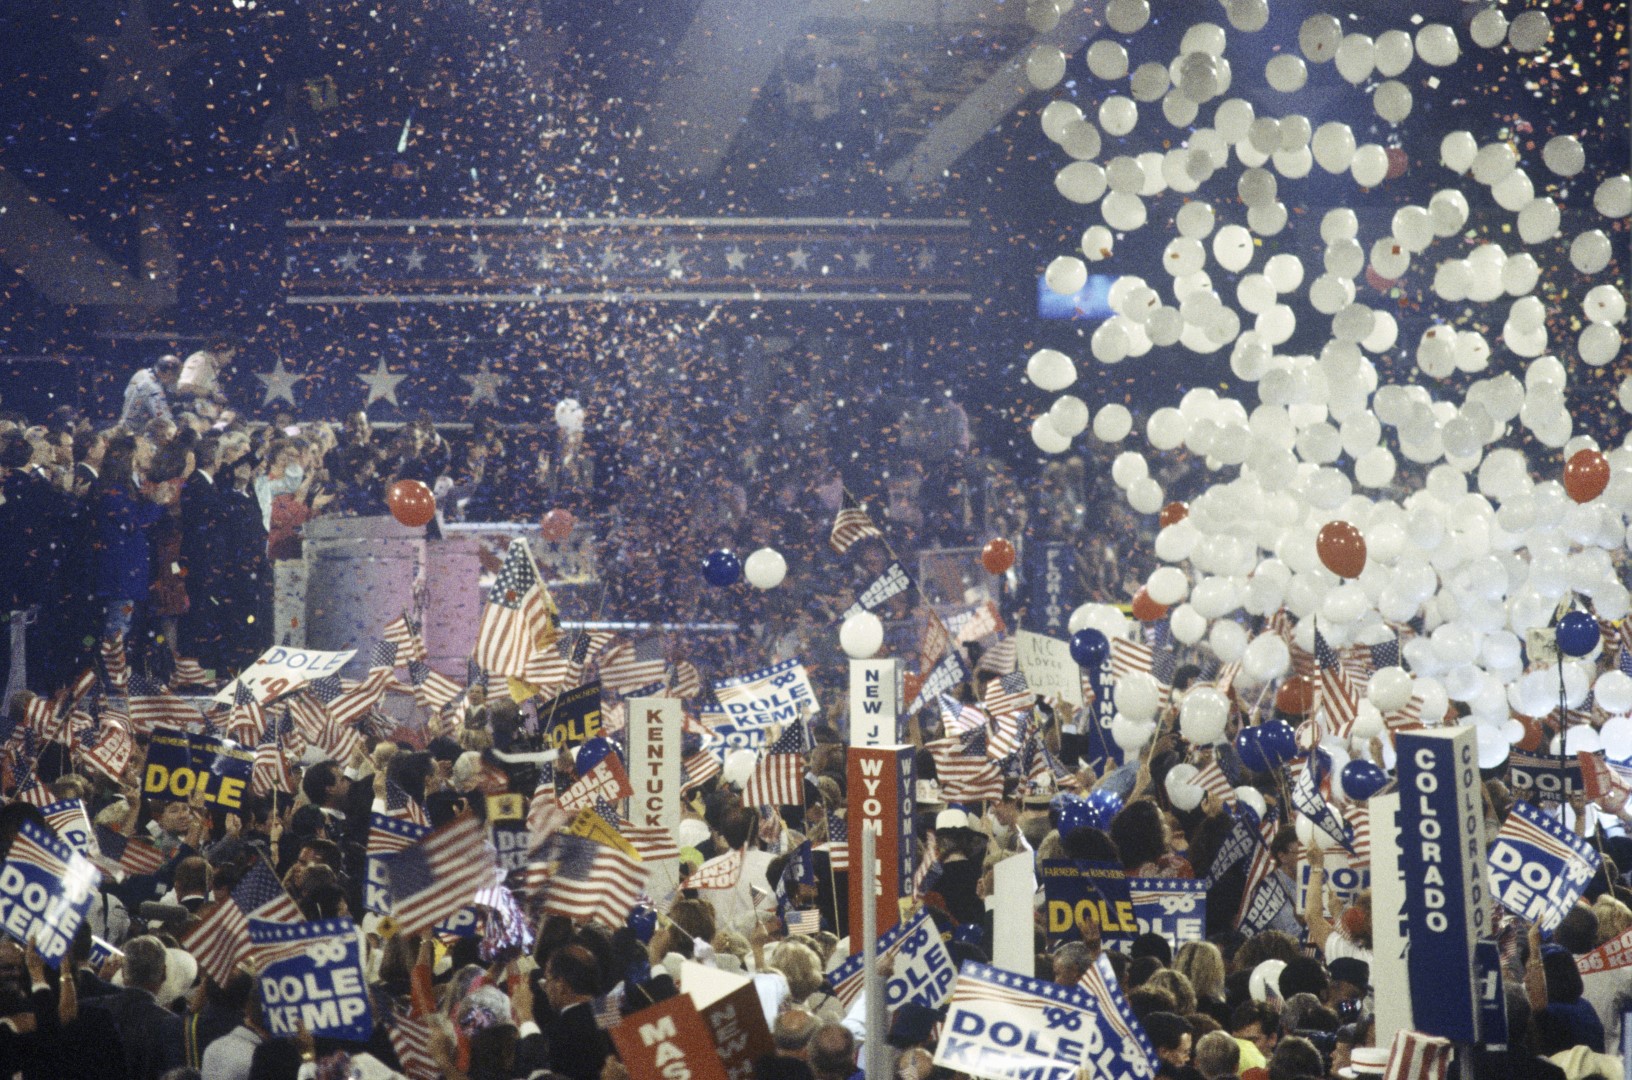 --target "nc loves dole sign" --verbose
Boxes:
[212,646,355,705]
